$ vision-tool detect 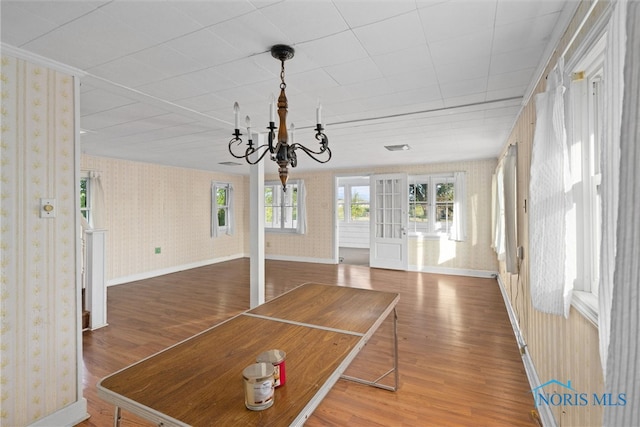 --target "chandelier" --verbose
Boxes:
[229,44,331,190]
